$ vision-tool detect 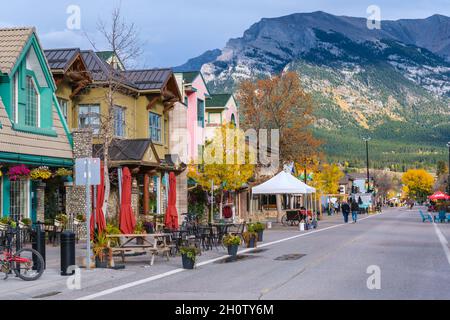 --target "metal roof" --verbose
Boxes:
[122,69,173,91]
[206,93,233,109]
[44,48,80,71]
[93,139,152,161]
